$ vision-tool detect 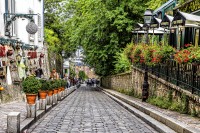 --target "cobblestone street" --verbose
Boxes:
[27,85,158,133]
